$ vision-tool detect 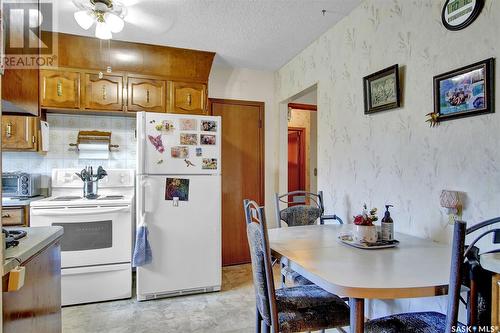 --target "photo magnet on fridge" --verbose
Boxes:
[171,146,189,158]
[196,147,202,156]
[200,134,216,145]
[202,158,218,170]
[165,178,189,201]
[200,120,217,132]
[179,119,197,131]
[155,120,175,133]
[180,133,198,145]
